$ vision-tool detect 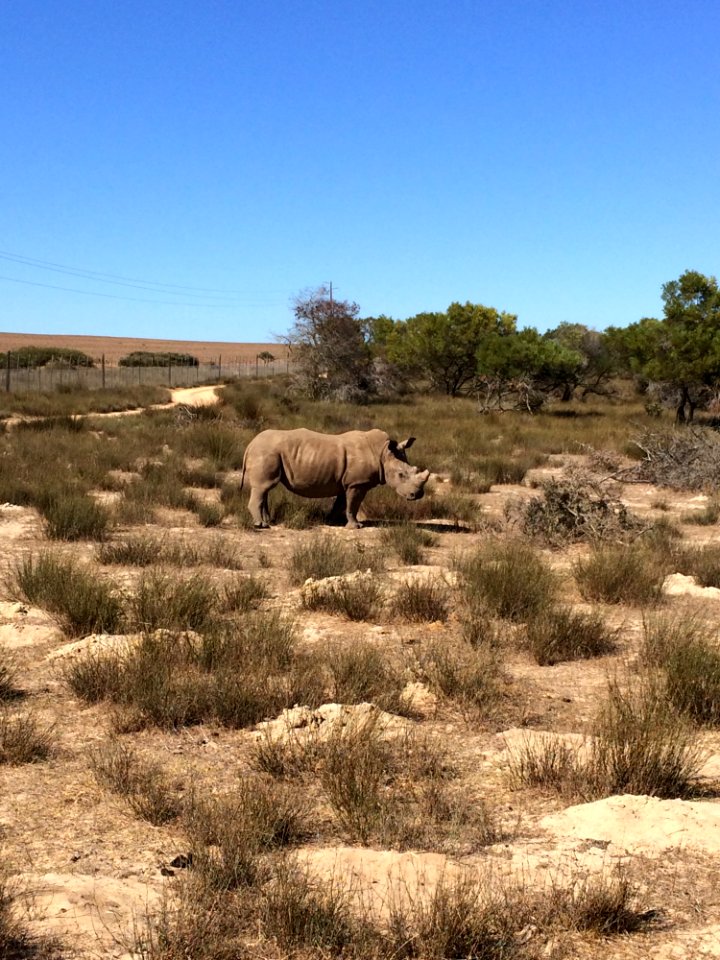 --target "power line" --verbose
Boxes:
[0,249,286,301]
[0,272,285,308]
